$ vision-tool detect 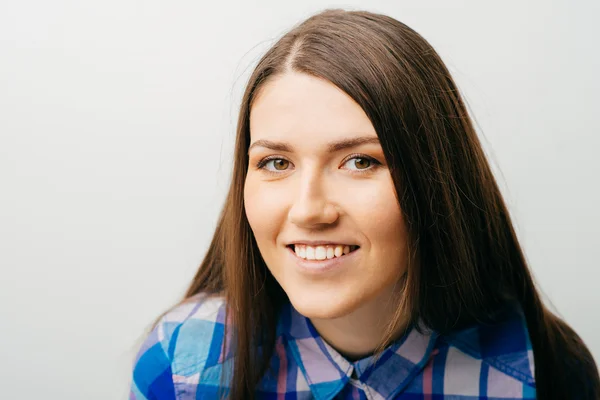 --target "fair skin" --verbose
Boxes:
[244,71,409,360]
